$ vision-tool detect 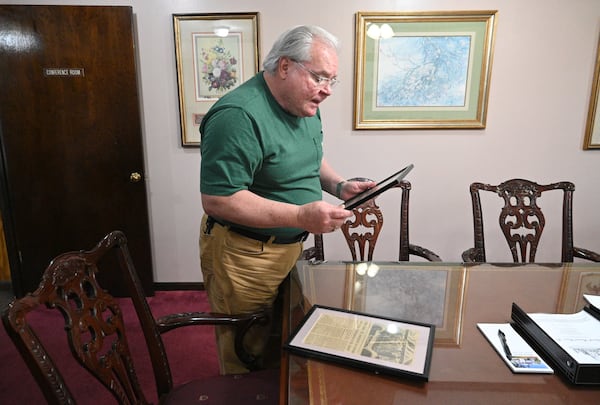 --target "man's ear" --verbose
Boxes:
[279,57,291,78]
